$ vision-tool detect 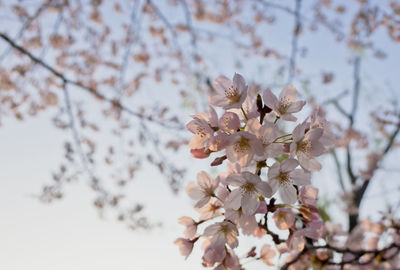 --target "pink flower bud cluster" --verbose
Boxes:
[175,73,331,268]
